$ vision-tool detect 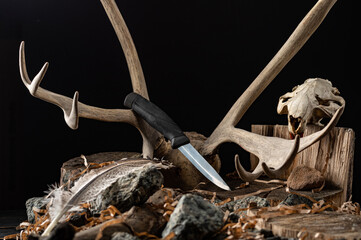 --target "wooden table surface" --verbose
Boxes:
[0,210,27,238]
